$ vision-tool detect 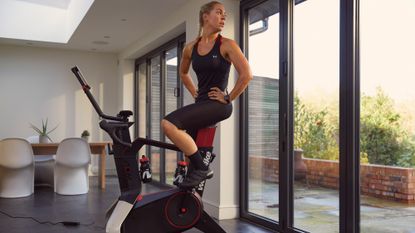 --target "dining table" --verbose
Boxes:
[31,142,112,189]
